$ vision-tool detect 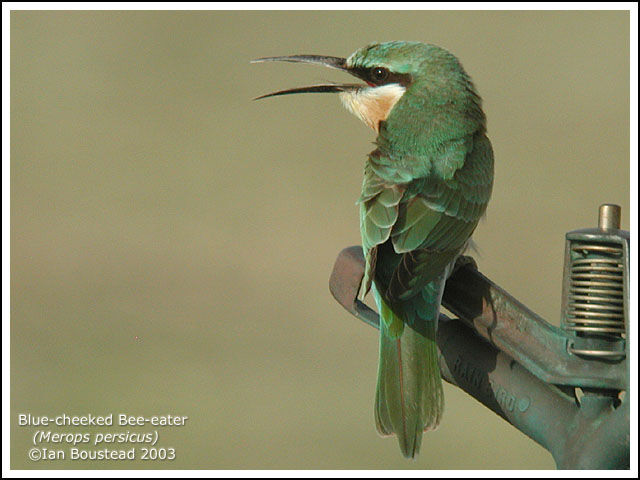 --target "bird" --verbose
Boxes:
[253,41,494,459]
